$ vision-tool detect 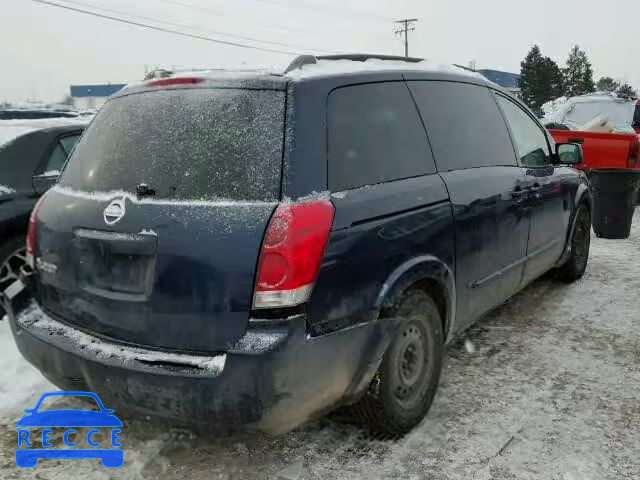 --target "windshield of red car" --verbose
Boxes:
[565,101,635,129]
